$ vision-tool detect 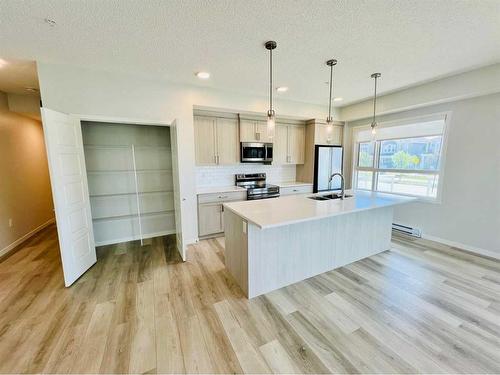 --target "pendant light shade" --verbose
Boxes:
[265,41,277,139]
[326,59,338,135]
[370,73,381,136]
